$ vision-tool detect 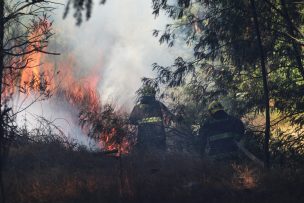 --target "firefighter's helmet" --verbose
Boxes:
[208,100,224,115]
[140,85,156,97]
